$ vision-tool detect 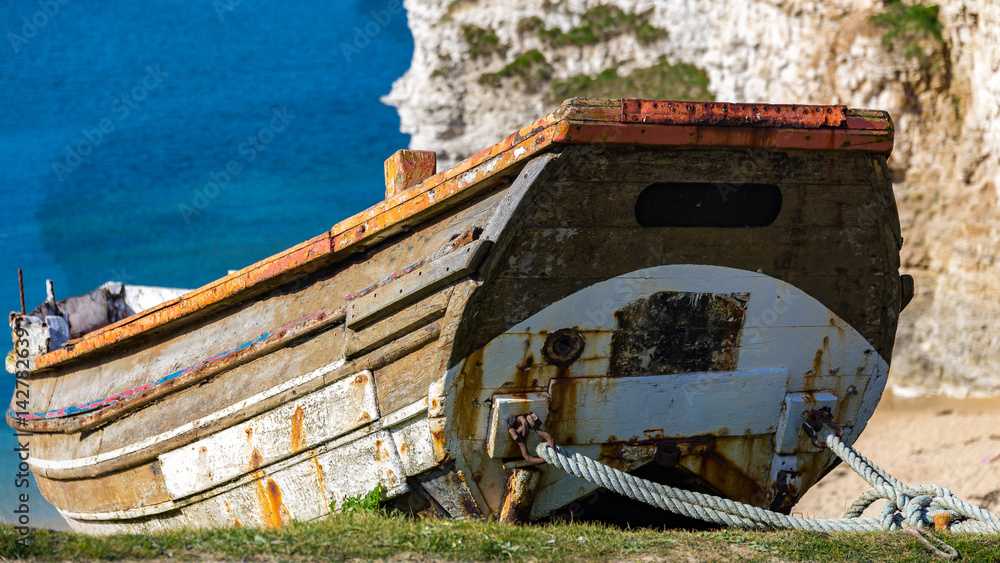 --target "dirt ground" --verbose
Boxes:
[794,391,1000,519]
